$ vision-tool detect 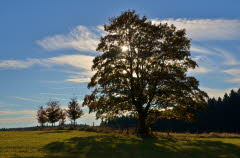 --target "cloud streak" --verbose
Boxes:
[37,19,240,54]
[223,68,240,83]
[37,25,103,52]
[152,19,240,41]
[0,110,35,116]
[0,54,95,83]
[0,54,94,71]
[12,96,40,102]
